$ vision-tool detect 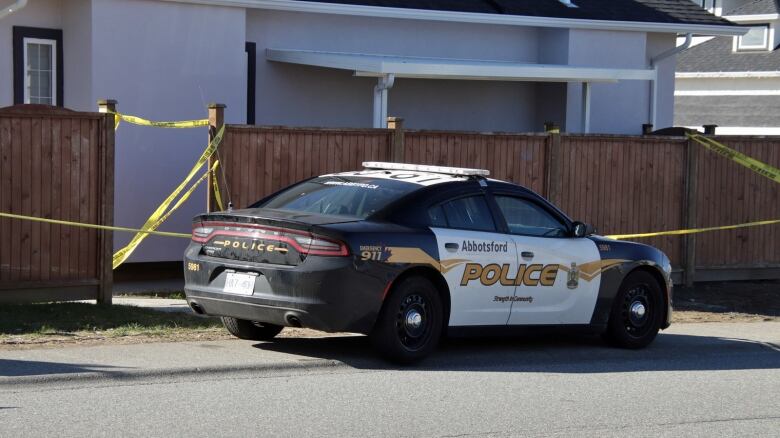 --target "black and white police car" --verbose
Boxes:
[184,162,672,363]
